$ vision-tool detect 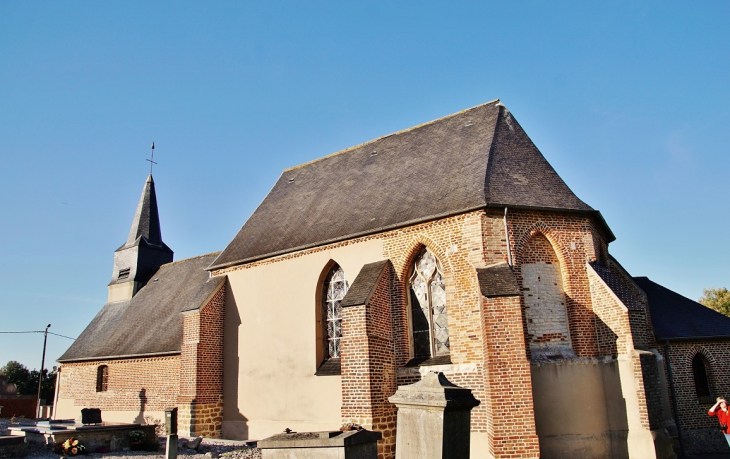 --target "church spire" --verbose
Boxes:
[108,173,174,303]
[125,174,163,247]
